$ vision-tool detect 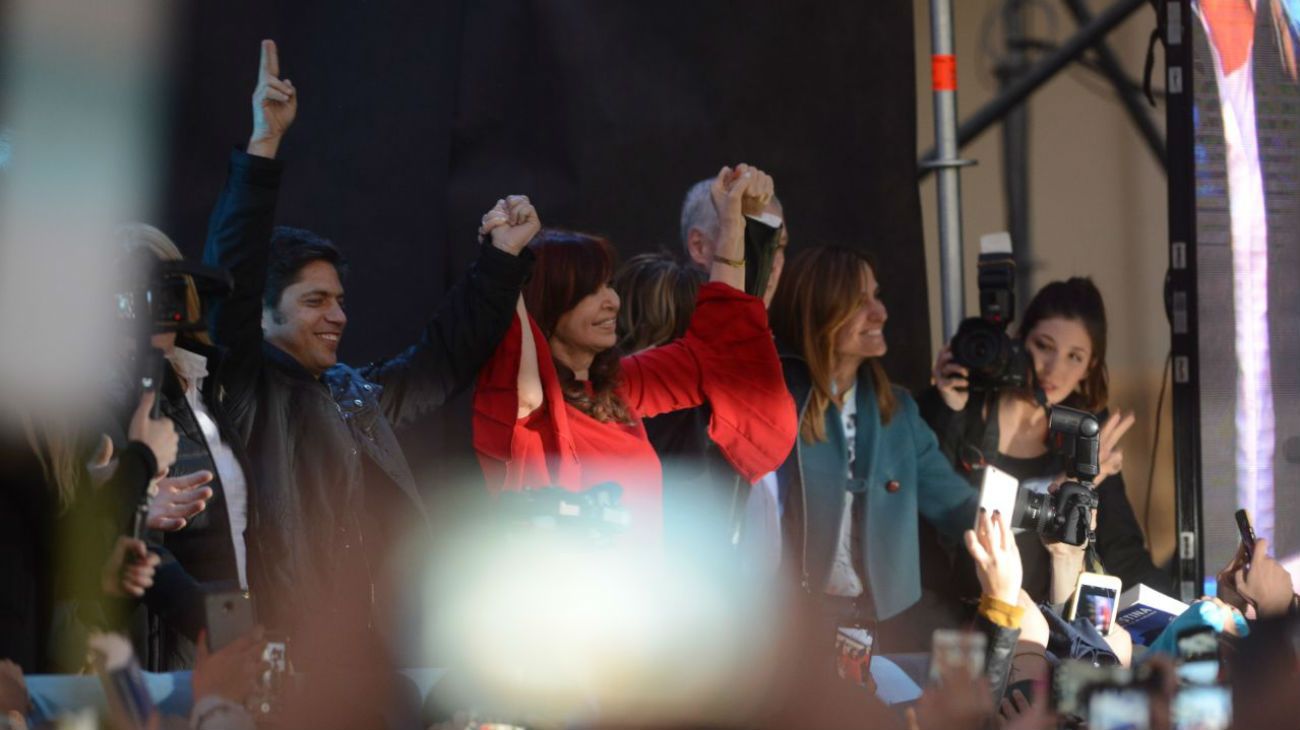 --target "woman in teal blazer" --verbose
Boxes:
[767,246,977,641]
